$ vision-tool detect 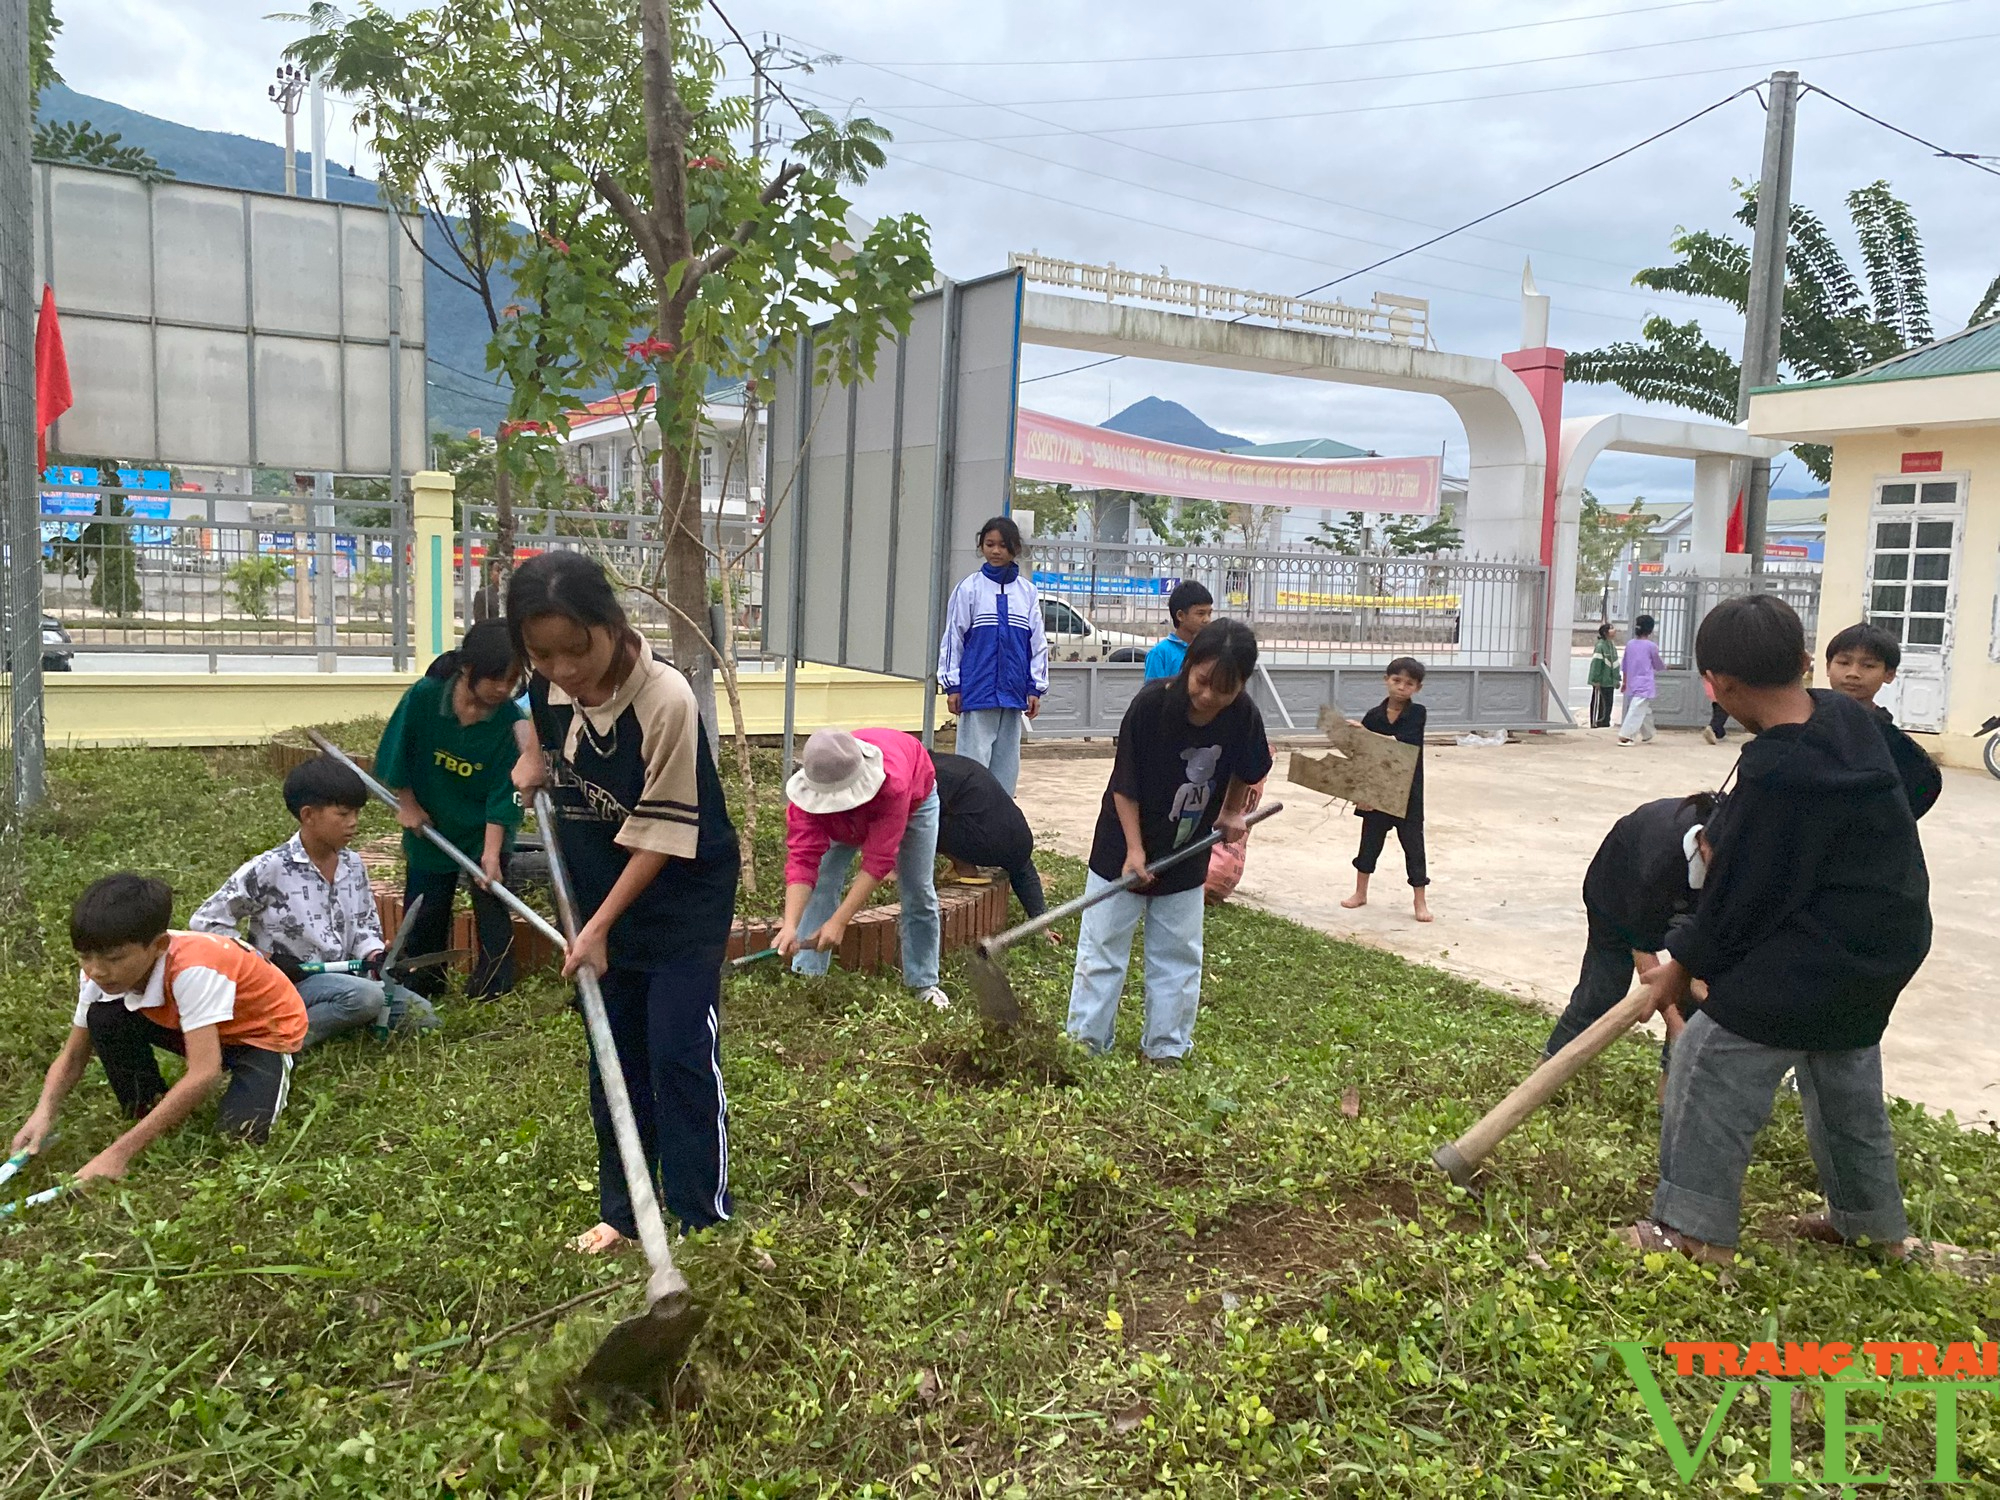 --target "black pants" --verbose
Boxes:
[1709,701,1730,739]
[1543,910,1669,1069]
[938,814,1046,919]
[1354,811,1428,887]
[1590,683,1615,729]
[403,861,516,999]
[588,952,732,1237]
[84,1005,294,1142]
